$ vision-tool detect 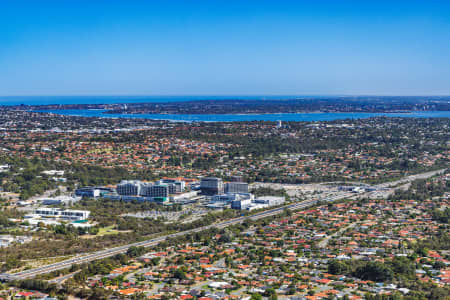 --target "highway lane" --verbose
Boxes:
[1,168,445,281]
[0,198,323,281]
[1,194,354,281]
[48,270,81,285]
